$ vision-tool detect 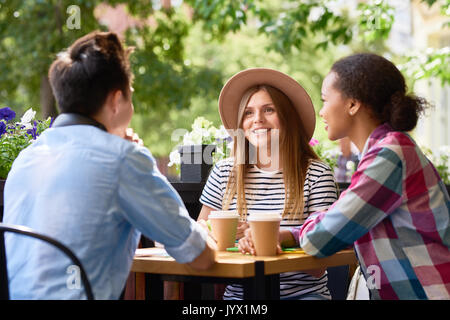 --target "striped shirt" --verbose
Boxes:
[200,158,338,300]
[297,123,450,300]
